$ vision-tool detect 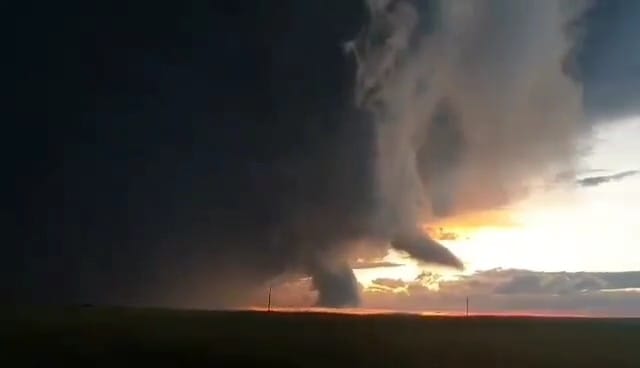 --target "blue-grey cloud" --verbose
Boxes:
[580,0,640,122]
[577,170,639,187]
